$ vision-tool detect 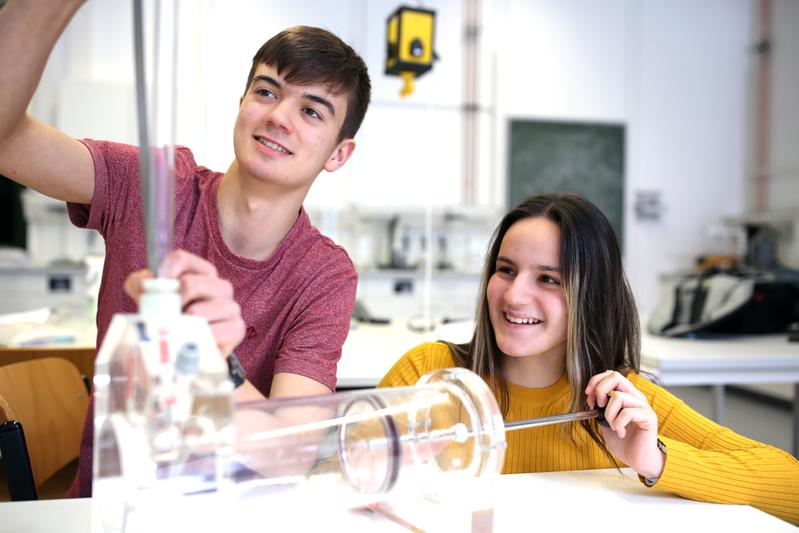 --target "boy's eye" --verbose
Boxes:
[303,108,321,120]
[256,88,276,99]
